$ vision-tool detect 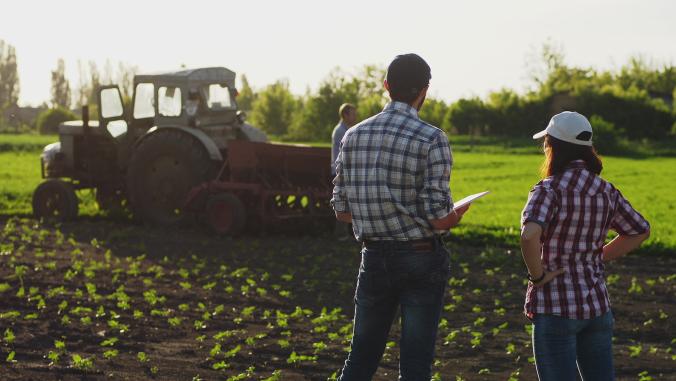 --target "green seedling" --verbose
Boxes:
[137,351,149,363]
[4,328,15,344]
[287,351,317,364]
[103,349,119,359]
[629,344,643,357]
[100,337,118,347]
[71,354,94,371]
